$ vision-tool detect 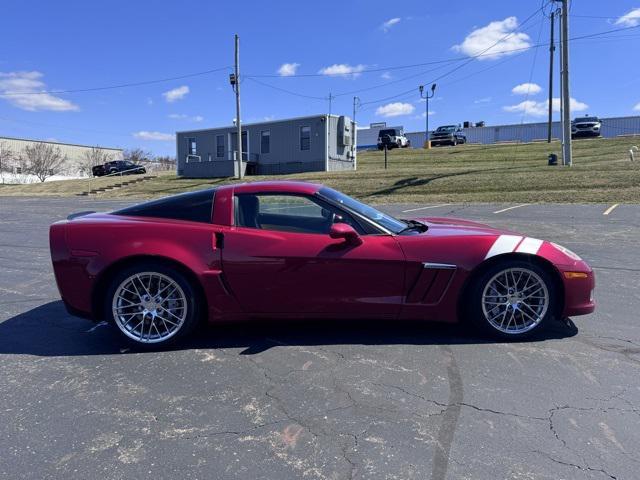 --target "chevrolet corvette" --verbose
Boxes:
[49,181,595,347]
